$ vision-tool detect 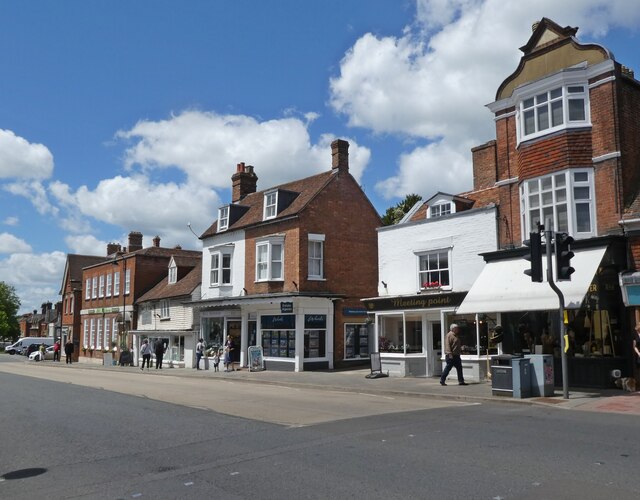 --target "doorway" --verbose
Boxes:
[429,320,442,376]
